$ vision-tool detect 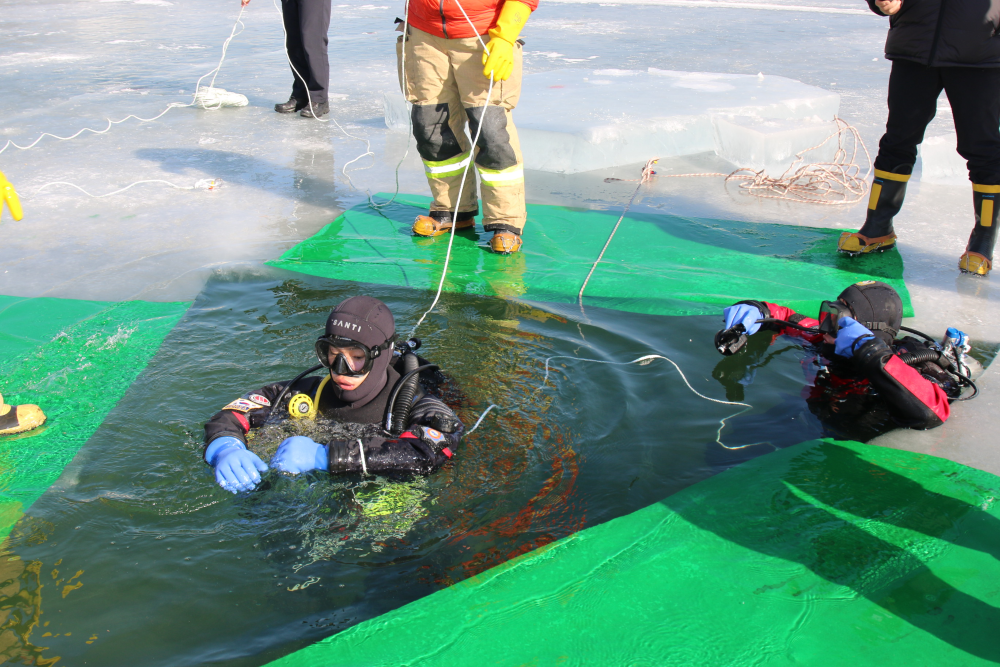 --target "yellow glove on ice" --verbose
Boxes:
[482,0,530,81]
[0,170,23,223]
